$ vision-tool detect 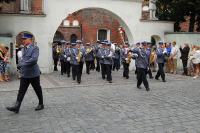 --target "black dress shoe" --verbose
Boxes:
[6,101,21,113]
[35,104,44,111]
[162,80,166,82]
[155,77,159,80]
[137,86,142,89]
[109,81,112,83]
[146,88,150,91]
[6,106,19,113]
